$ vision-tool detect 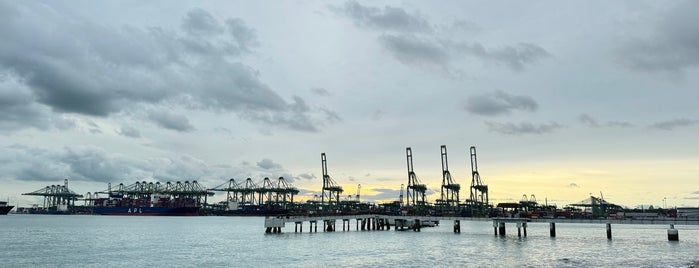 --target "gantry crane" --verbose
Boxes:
[321,153,343,211]
[438,145,460,212]
[469,146,489,216]
[405,147,427,213]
